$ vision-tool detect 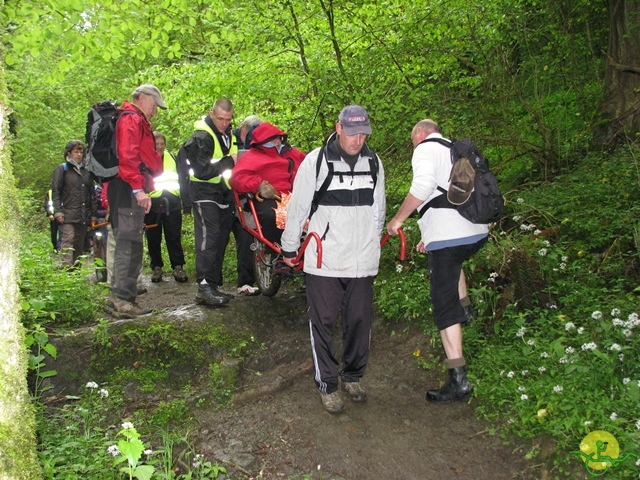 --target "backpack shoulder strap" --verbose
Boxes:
[310,145,331,219]
[419,137,453,150]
